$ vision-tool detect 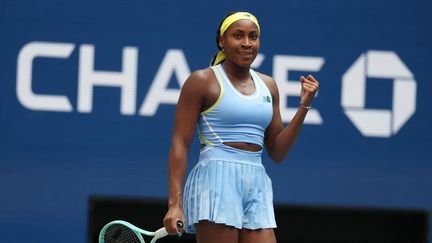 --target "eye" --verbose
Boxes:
[250,33,258,40]
[233,33,242,39]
